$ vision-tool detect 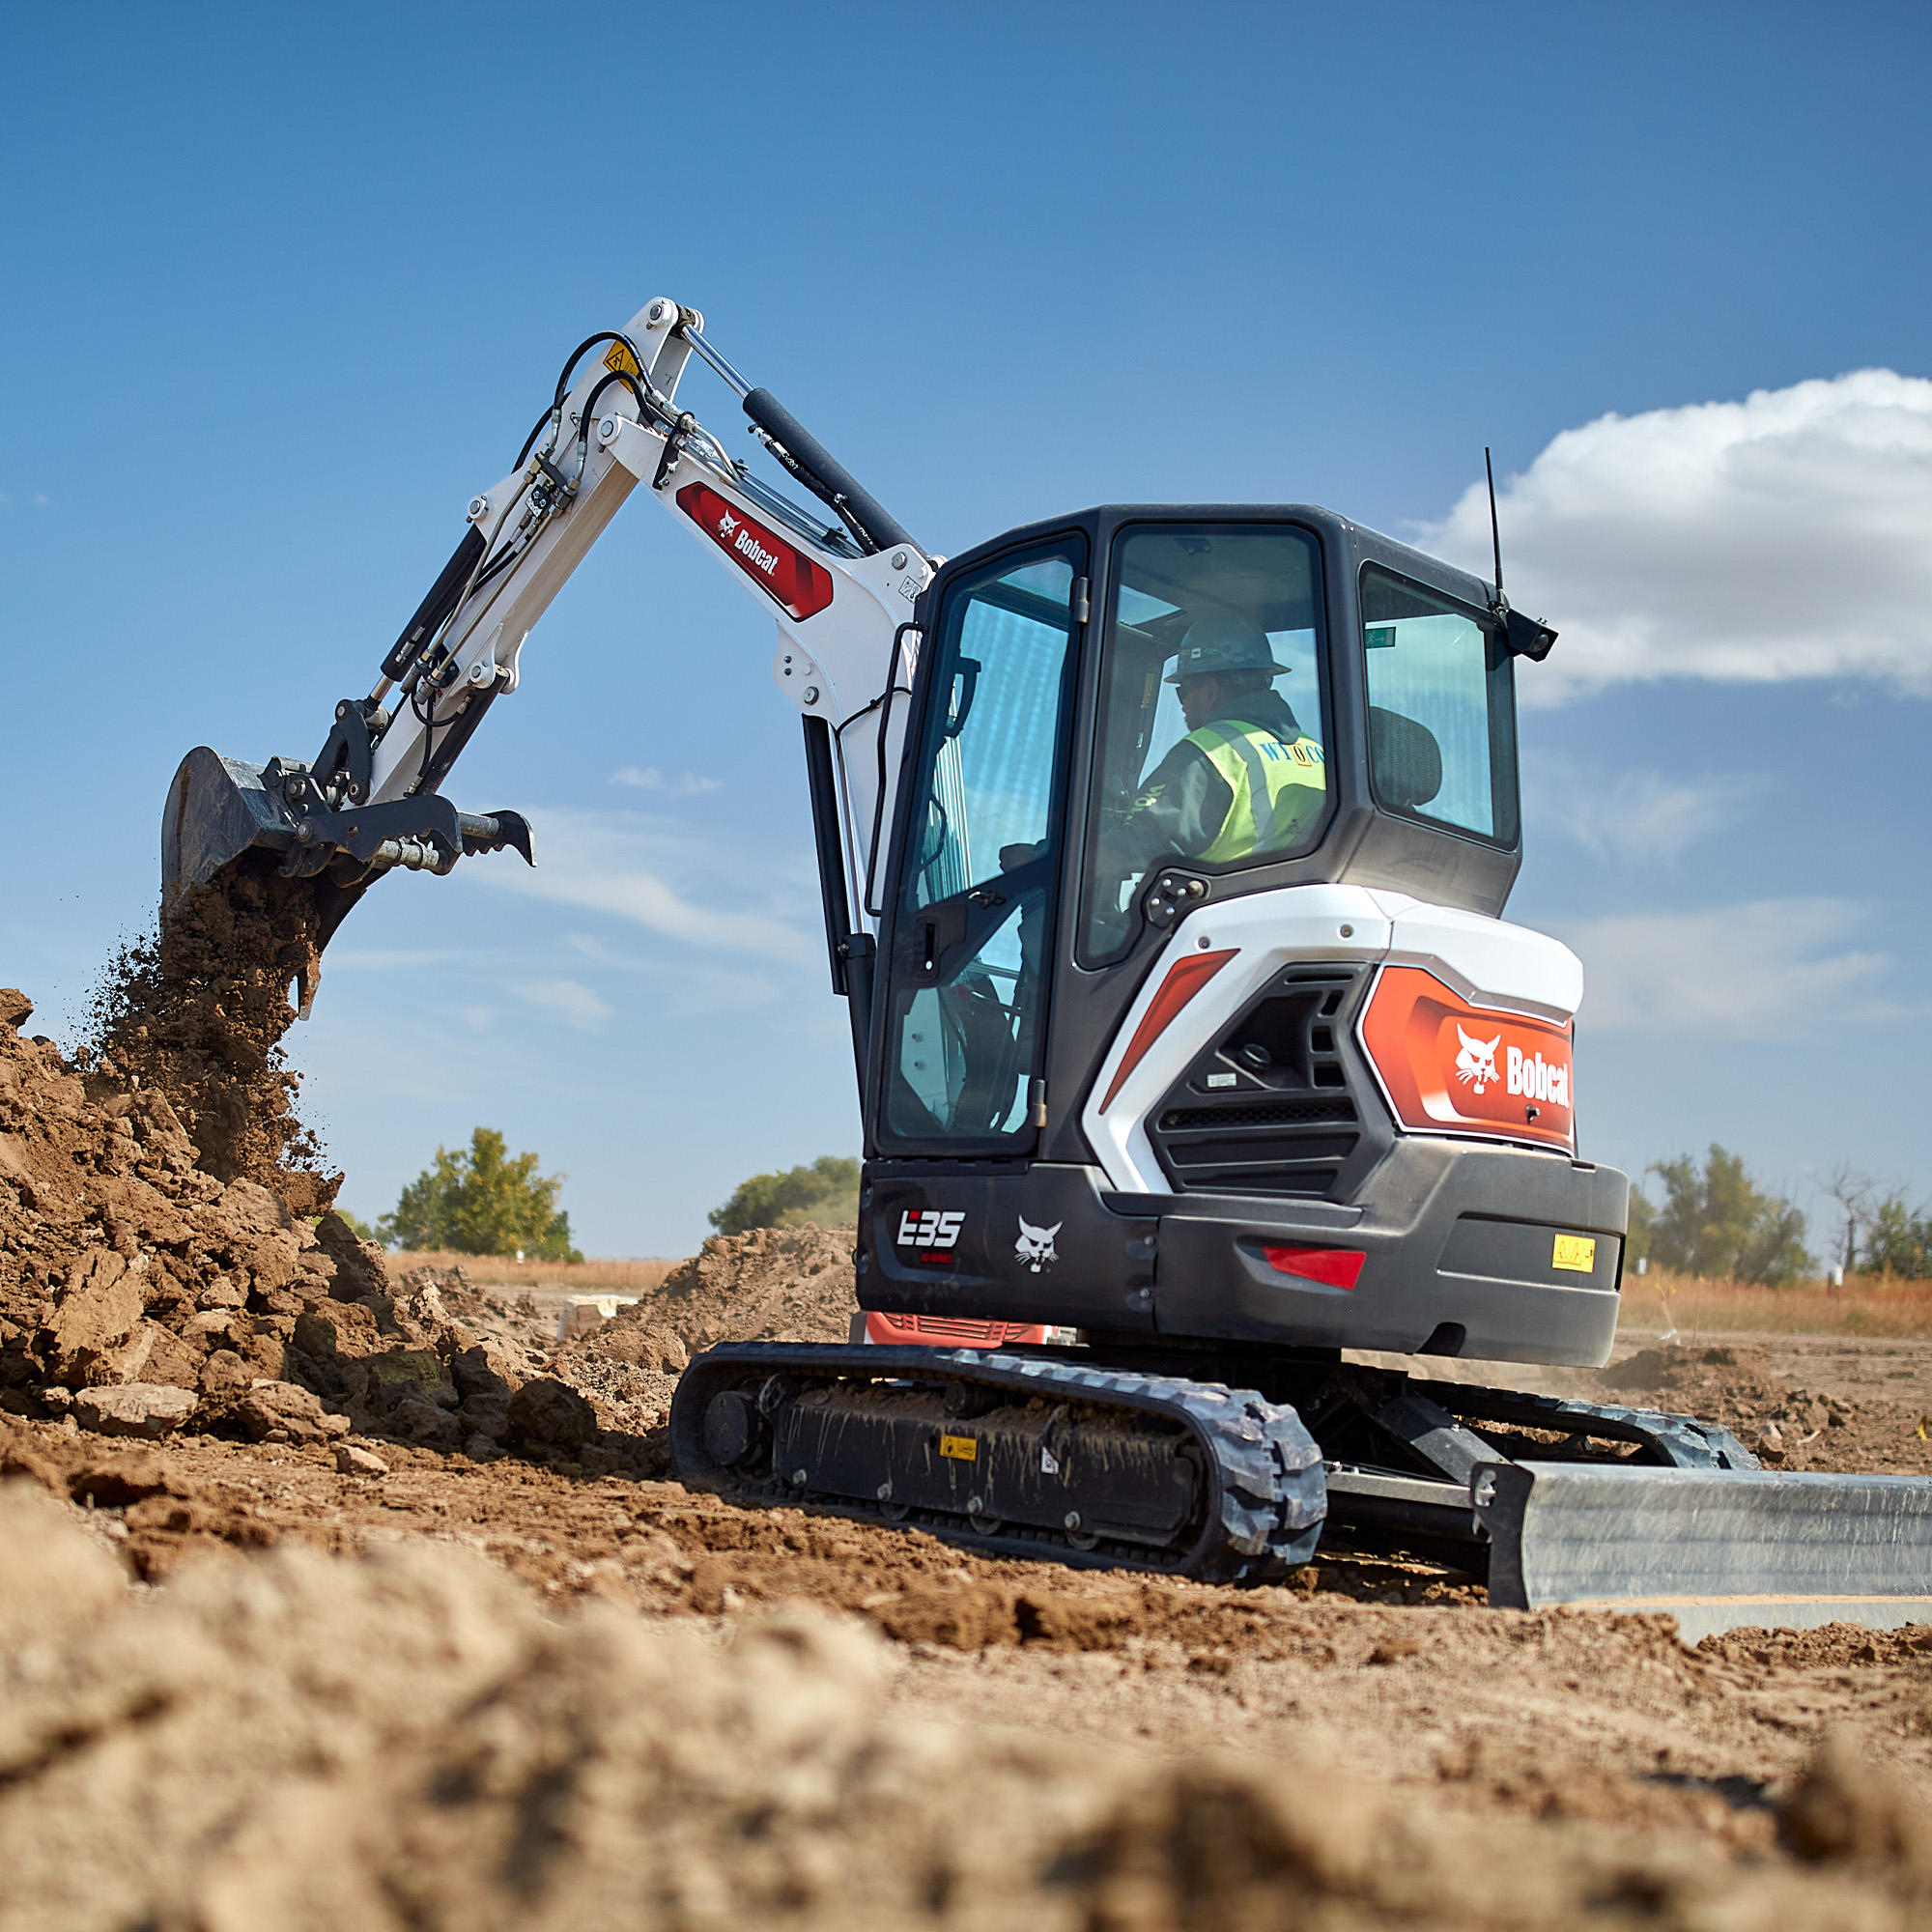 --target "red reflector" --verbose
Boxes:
[1262,1246,1365,1289]
[1099,948,1237,1112]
